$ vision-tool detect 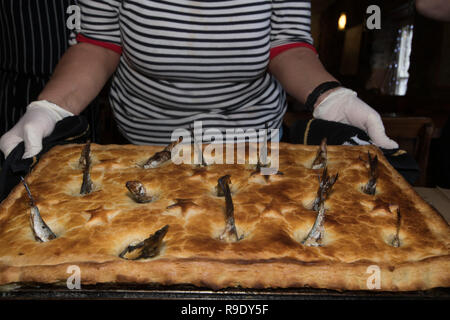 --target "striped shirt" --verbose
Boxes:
[0,0,75,136]
[76,0,315,145]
